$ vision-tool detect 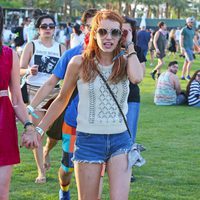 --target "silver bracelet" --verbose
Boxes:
[125,41,134,50]
[35,126,45,136]
[27,105,34,113]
